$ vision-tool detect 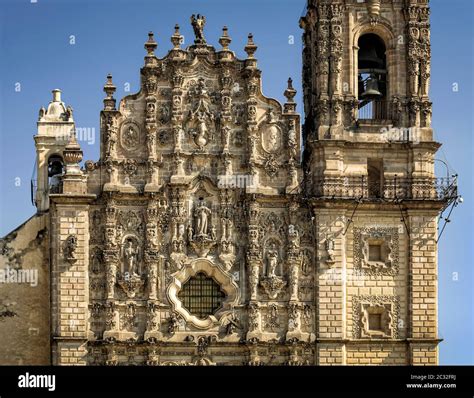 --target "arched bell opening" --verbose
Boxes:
[357,33,388,120]
[47,154,64,194]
